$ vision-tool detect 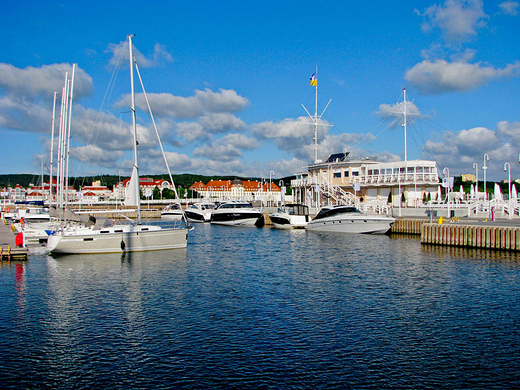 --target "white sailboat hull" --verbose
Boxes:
[47,225,189,254]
